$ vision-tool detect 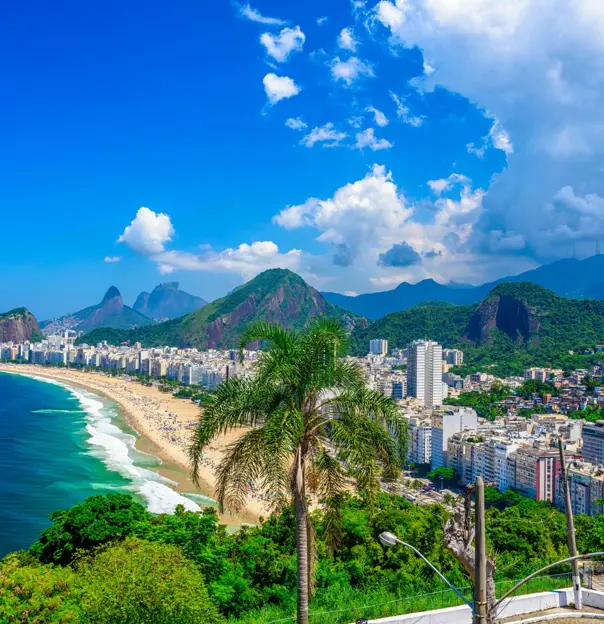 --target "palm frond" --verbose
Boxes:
[214,427,271,513]
[189,377,286,485]
[237,321,298,360]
